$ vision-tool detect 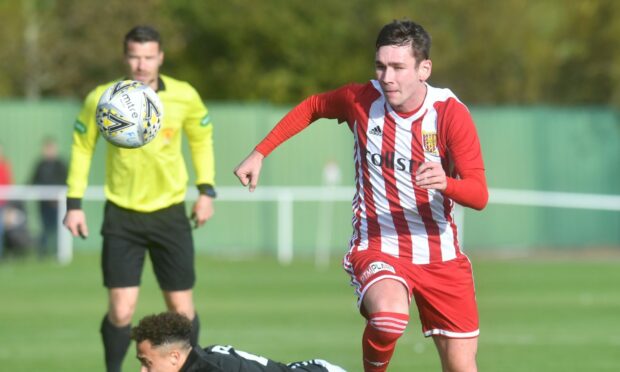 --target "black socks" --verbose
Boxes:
[100,315,131,372]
